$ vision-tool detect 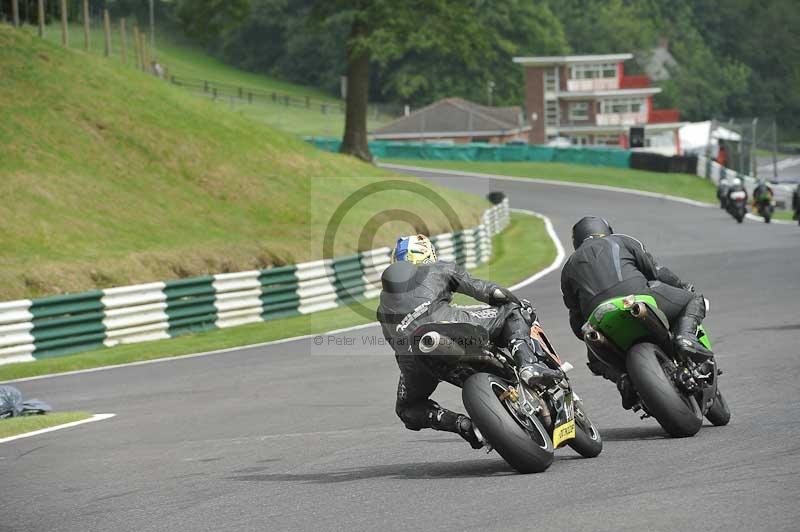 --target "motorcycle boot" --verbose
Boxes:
[616,374,638,410]
[673,316,714,361]
[426,405,483,449]
[672,293,714,361]
[511,338,563,386]
[456,415,485,449]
